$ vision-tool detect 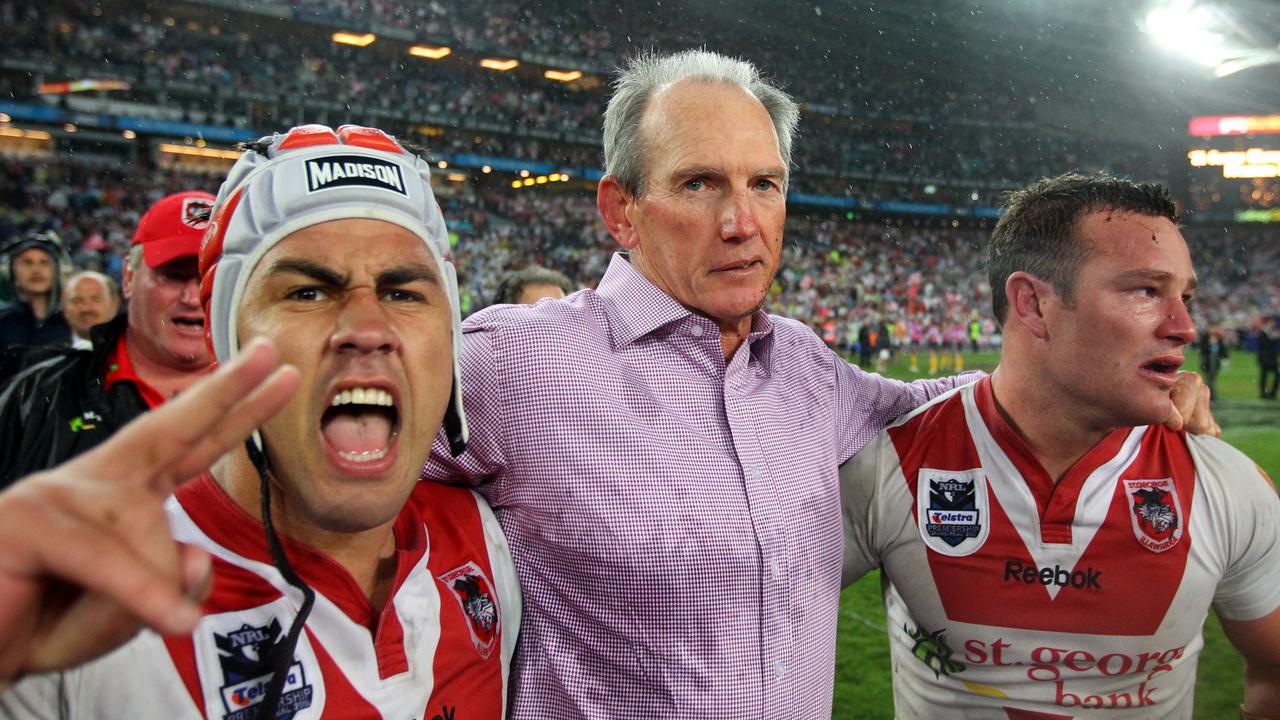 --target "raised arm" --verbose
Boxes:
[0,338,298,684]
